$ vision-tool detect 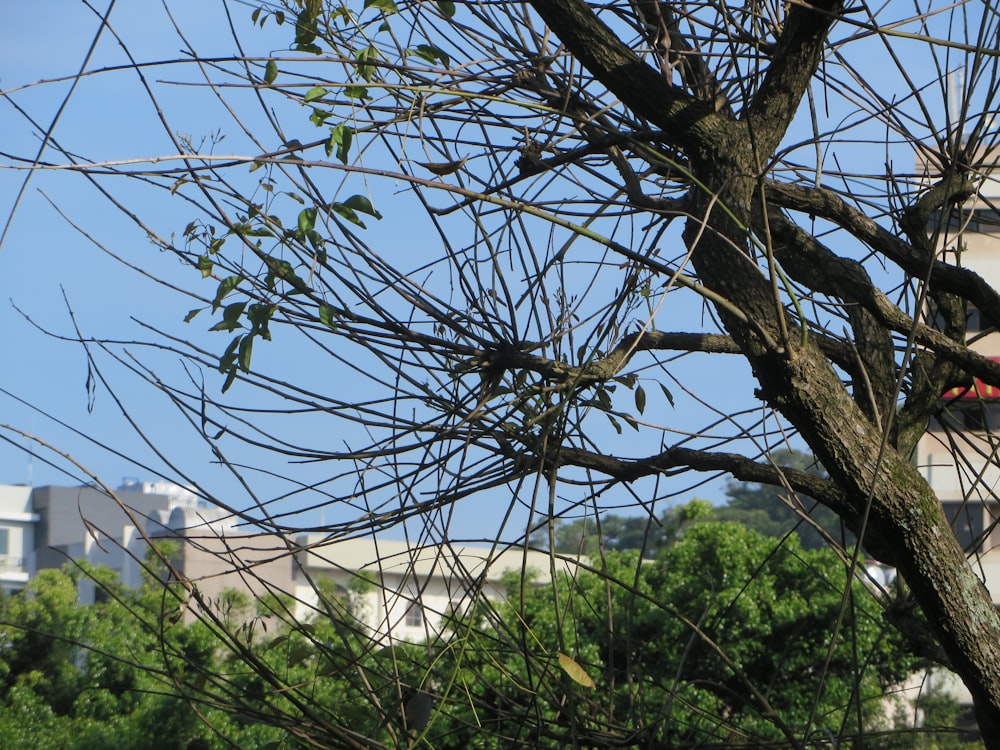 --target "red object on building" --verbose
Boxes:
[944,357,1000,399]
